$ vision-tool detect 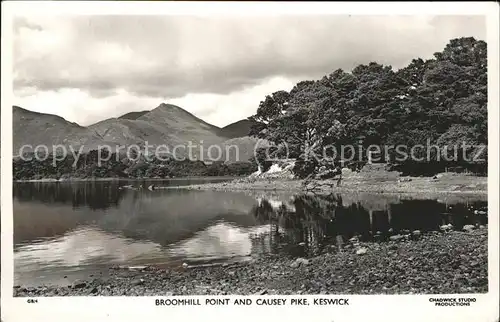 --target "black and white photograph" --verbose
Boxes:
[1,2,499,322]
